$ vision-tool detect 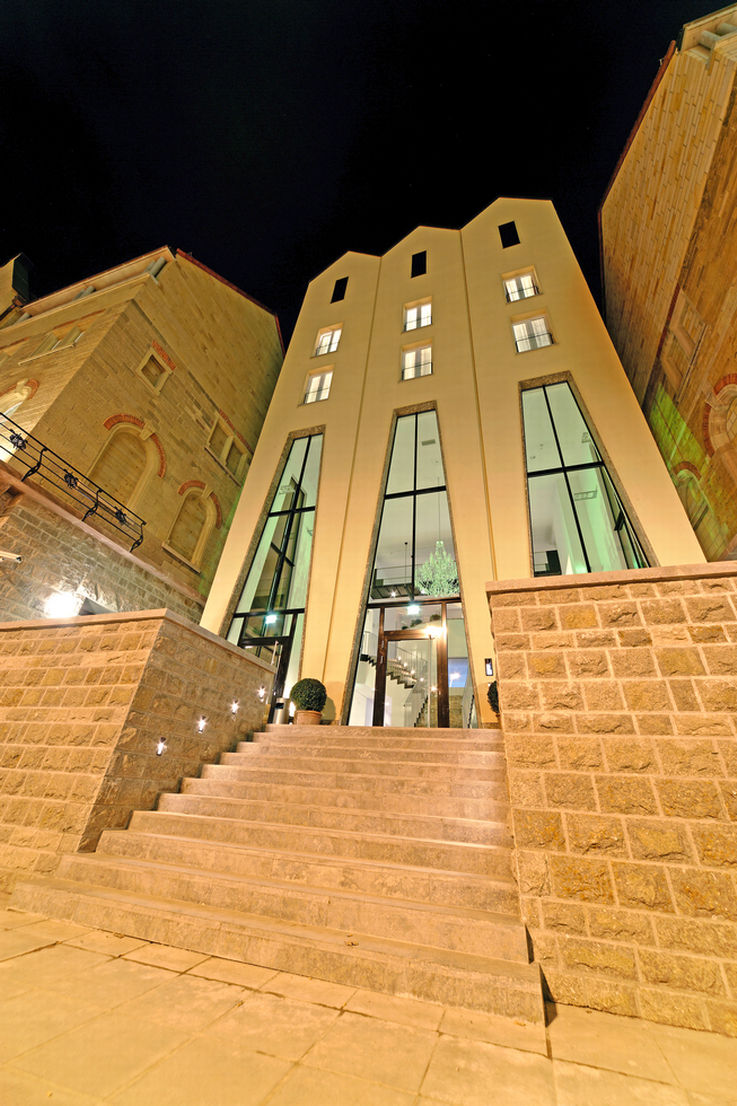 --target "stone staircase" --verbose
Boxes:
[11,725,545,1022]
